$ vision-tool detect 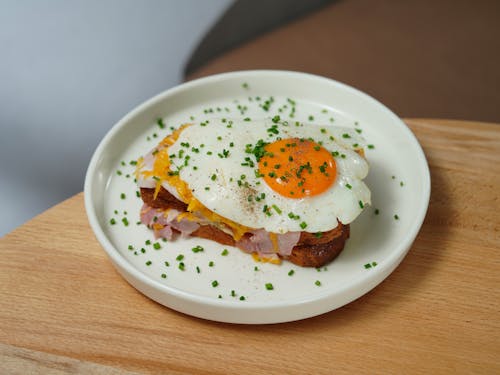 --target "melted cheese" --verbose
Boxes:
[269,233,279,253]
[138,124,251,241]
[251,252,282,265]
